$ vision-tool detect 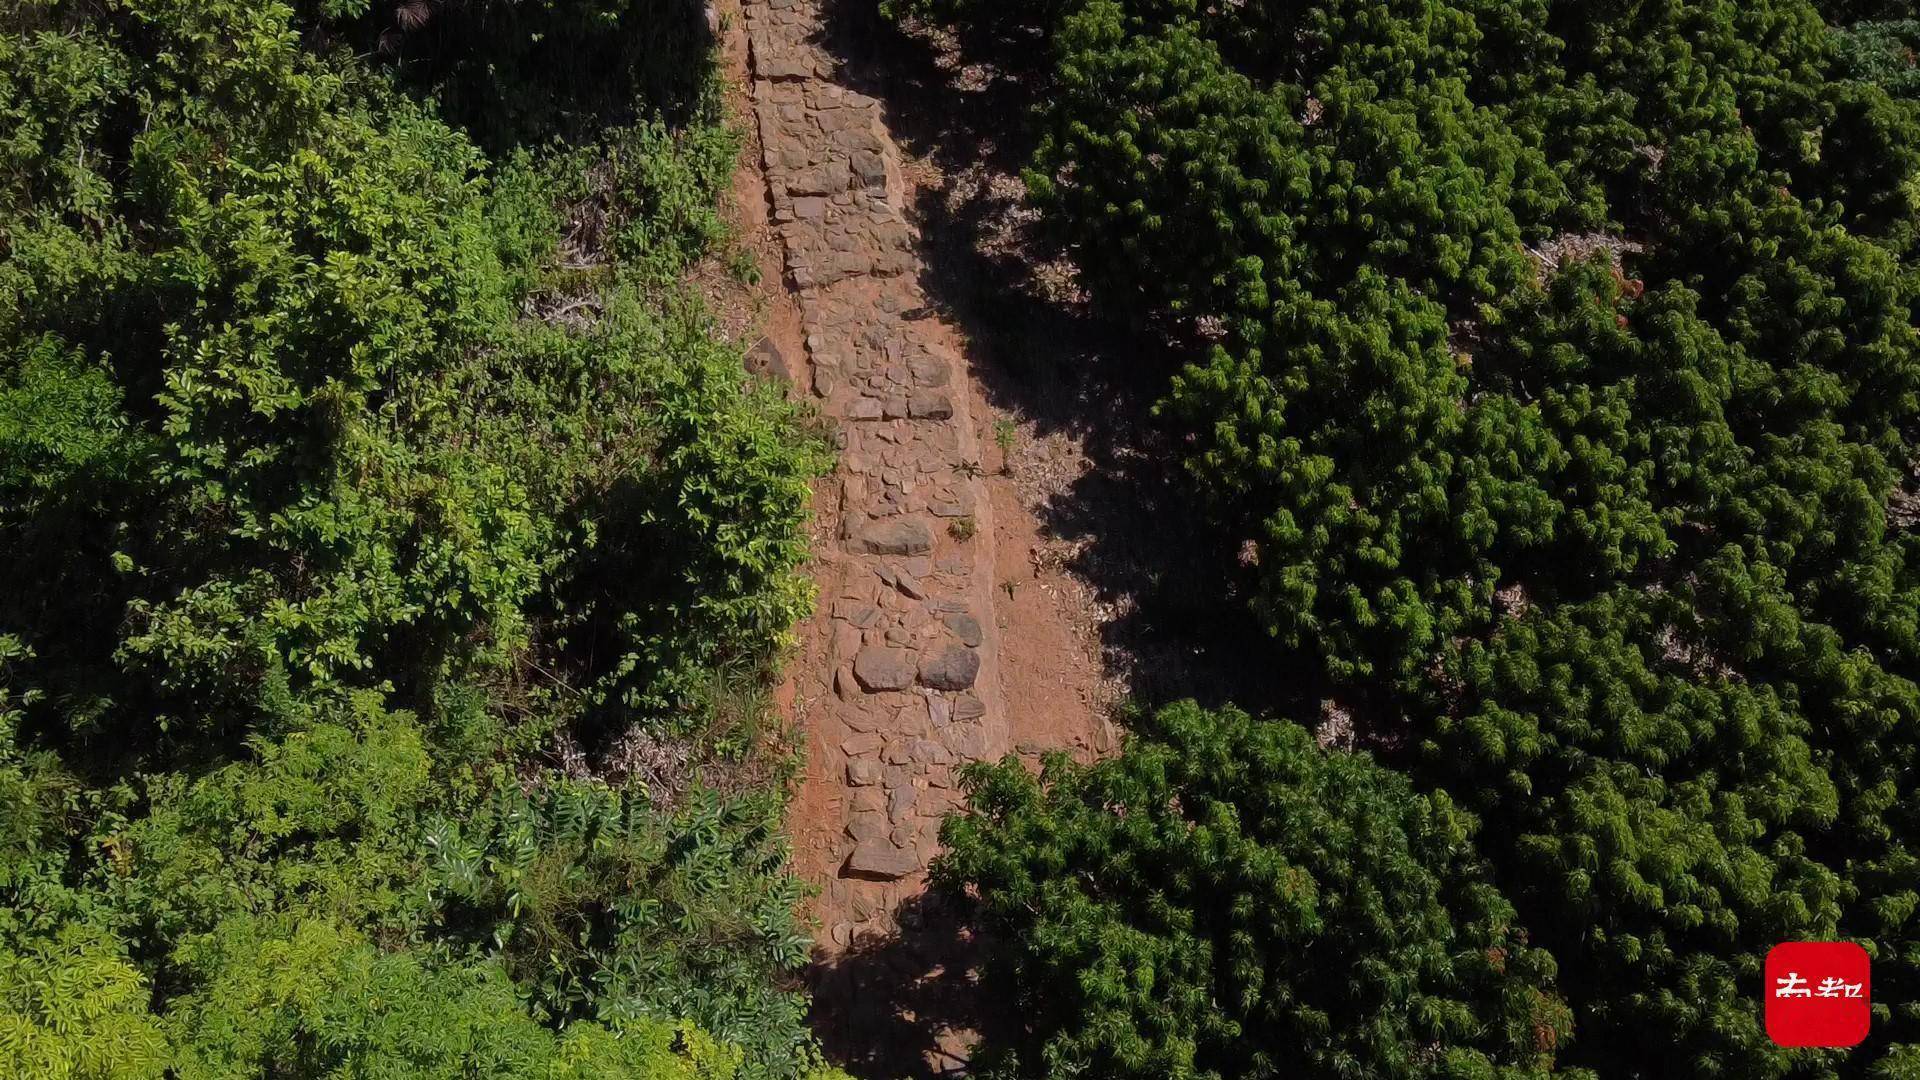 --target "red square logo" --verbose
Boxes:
[1766,942,1870,1048]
